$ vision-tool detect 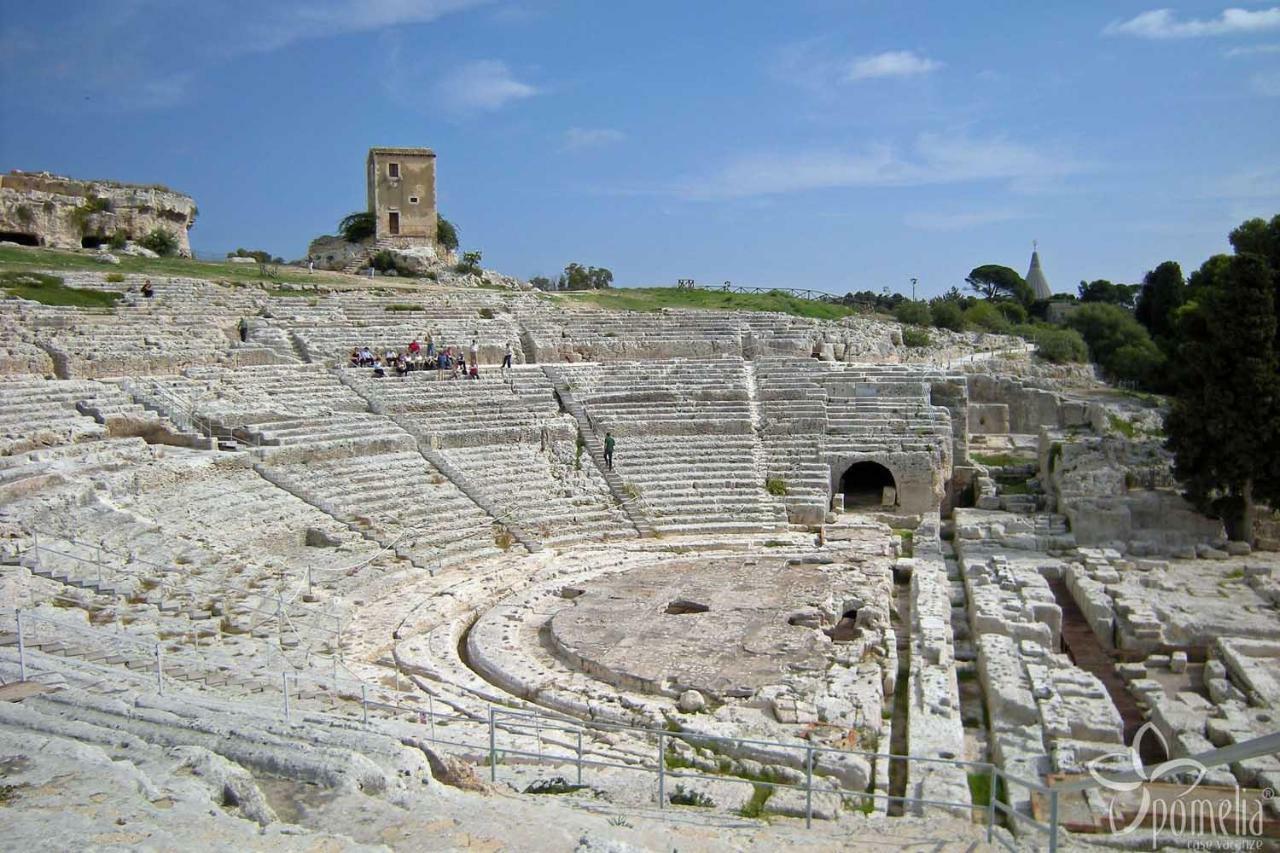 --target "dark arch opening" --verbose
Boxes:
[81,235,107,249]
[840,461,897,509]
[0,231,39,246]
